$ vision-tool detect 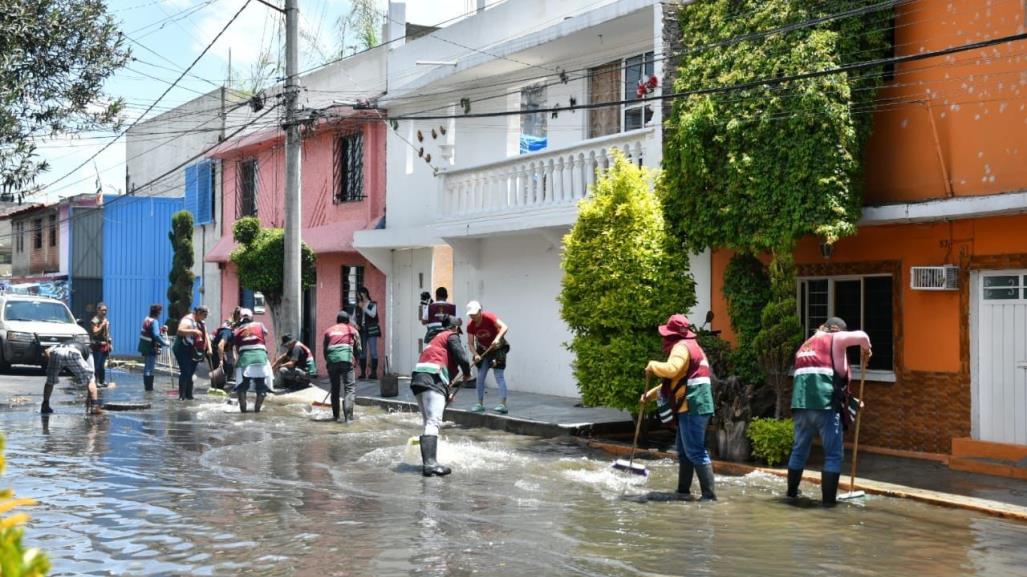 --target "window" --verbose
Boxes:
[48,214,57,247]
[238,159,258,217]
[0,253,11,265]
[186,160,215,225]
[33,218,42,250]
[588,51,655,138]
[239,286,255,309]
[341,265,364,312]
[982,274,1027,300]
[334,133,364,203]
[519,84,548,154]
[15,222,24,253]
[798,275,894,373]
